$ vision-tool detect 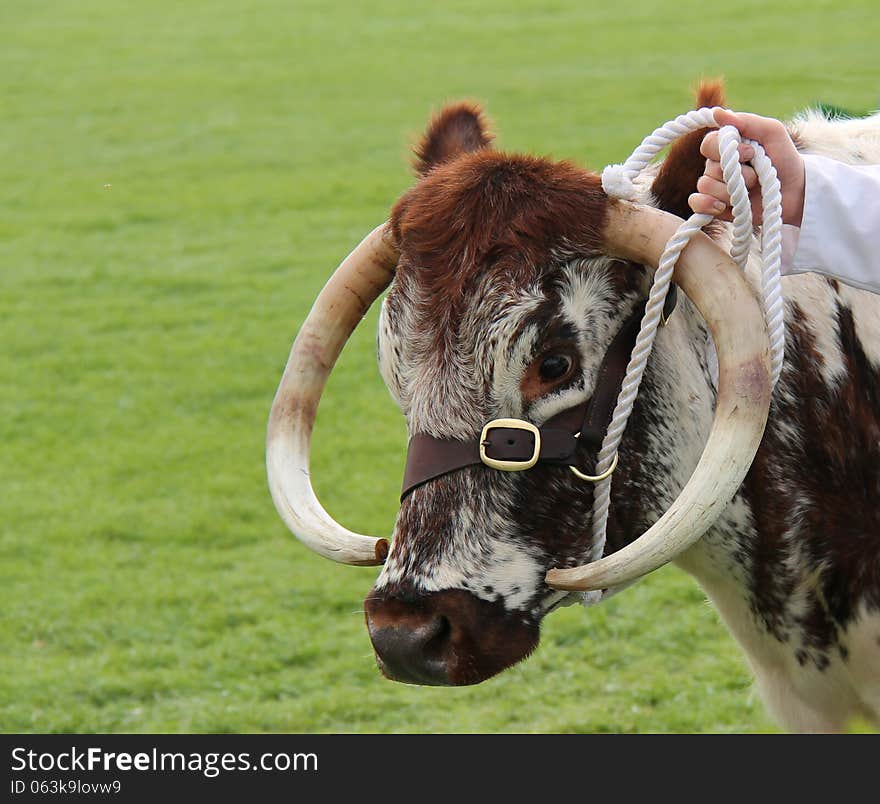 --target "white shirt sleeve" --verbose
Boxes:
[780,153,880,293]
